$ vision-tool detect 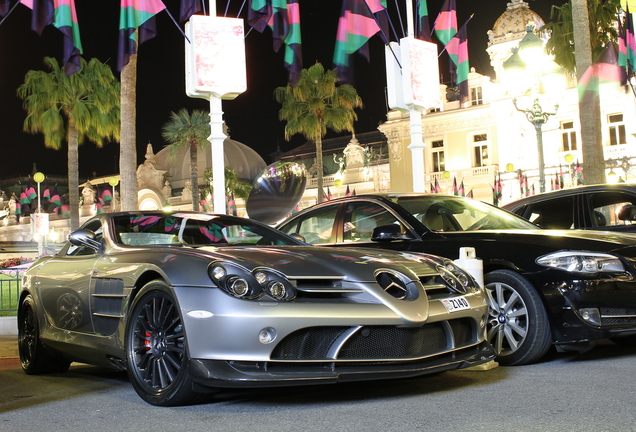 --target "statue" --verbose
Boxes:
[82,181,95,206]
[162,180,172,199]
[181,180,193,203]
[343,135,366,169]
